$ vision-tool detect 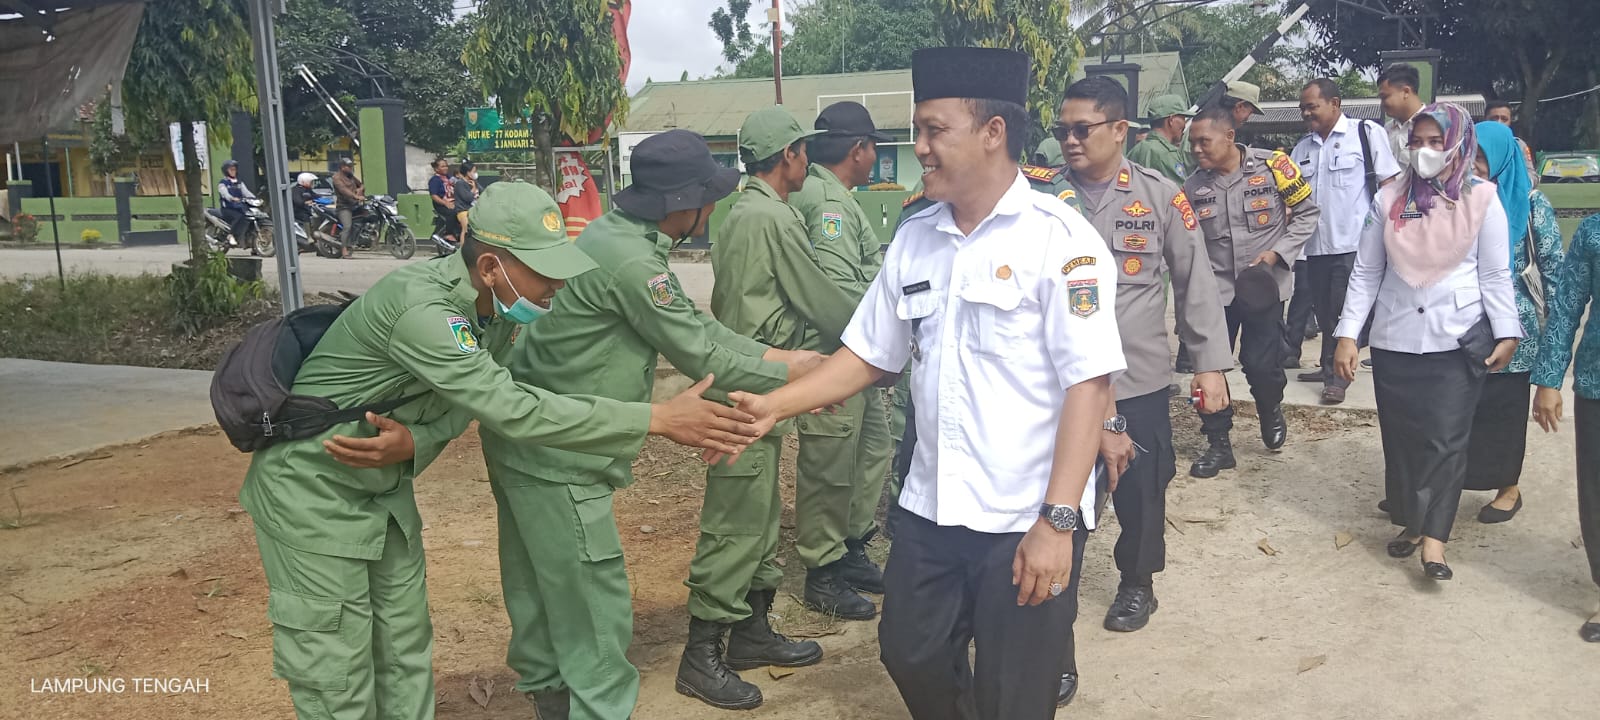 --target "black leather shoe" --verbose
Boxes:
[1056,672,1079,706]
[1103,586,1158,632]
[840,534,885,594]
[1296,369,1325,382]
[1580,622,1600,643]
[728,590,826,669]
[1259,404,1288,450]
[1423,560,1453,581]
[803,564,877,620]
[1378,498,1392,513]
[1283,355,1302,369]
[1189,436,1236,478]
[1387,537,1419,558]
[530,689,570,720]
[1477,495,1523,524]
[677,618,763,710]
